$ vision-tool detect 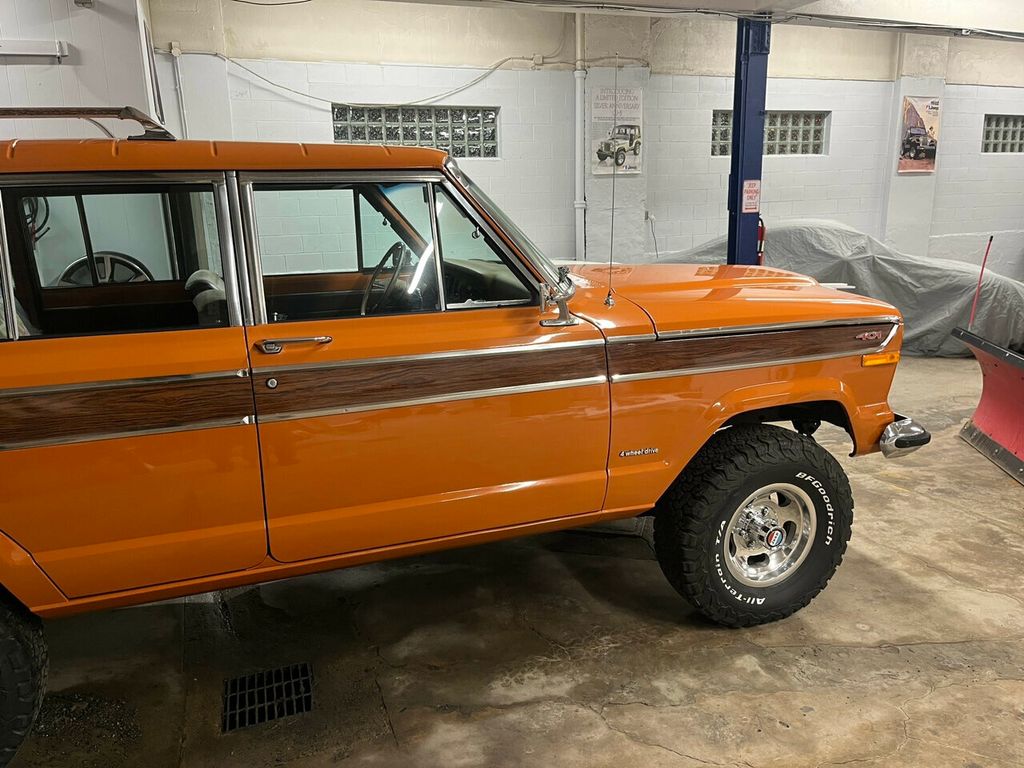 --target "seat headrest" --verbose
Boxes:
[185,269,225,294]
